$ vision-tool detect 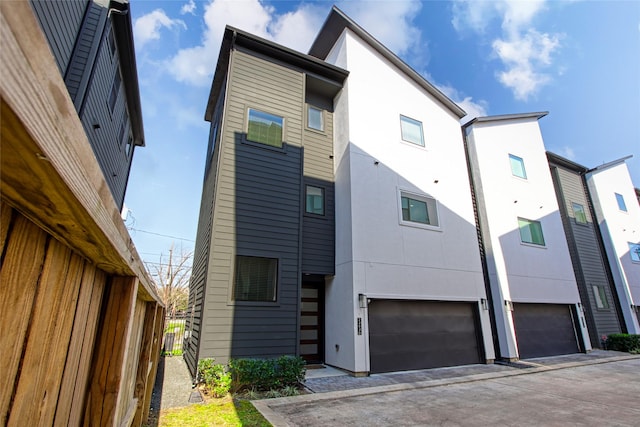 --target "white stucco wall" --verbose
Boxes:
[466,117,584,358]
[586,161,640,333]
[326,29,493,373]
